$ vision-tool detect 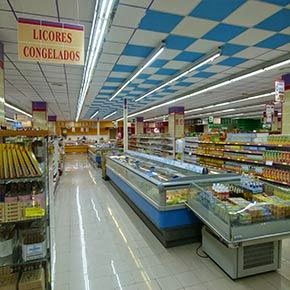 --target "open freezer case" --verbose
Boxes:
[186,176,290,278]
[105,150,237,247]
